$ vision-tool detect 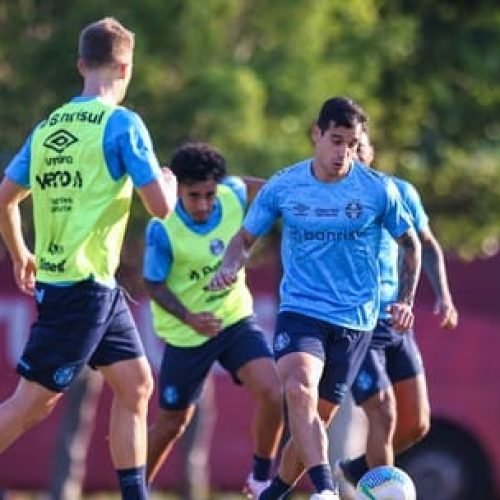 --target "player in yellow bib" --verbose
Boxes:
[0,18,177,499]
[144,142,283,498]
